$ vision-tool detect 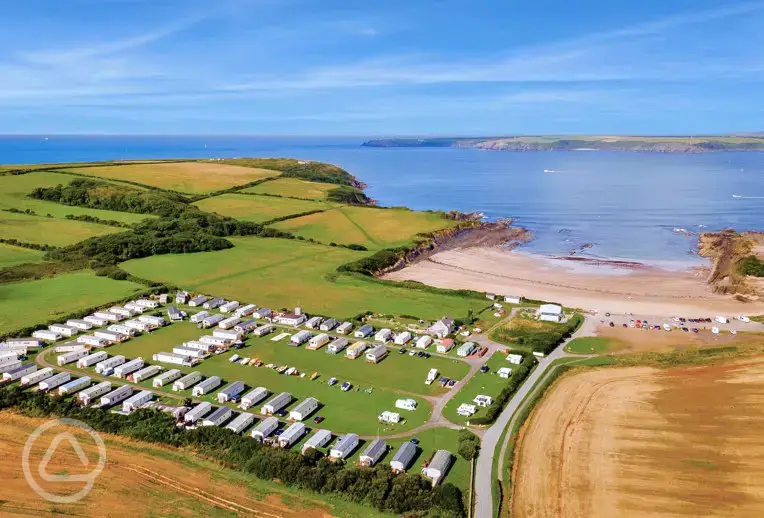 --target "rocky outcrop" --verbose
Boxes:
[698,230,764,297]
